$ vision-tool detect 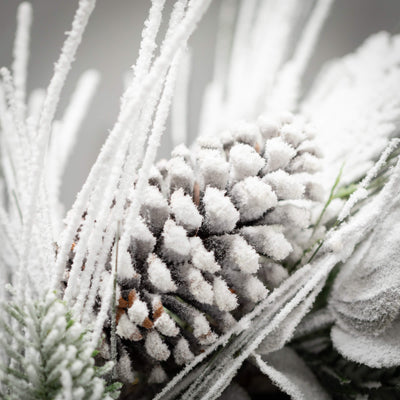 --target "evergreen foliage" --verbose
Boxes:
[0,291,121,400]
